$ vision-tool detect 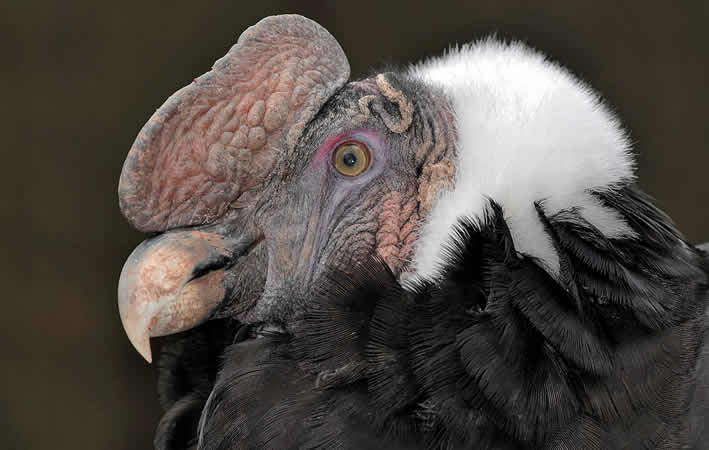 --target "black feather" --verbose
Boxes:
[155,186,709,449]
